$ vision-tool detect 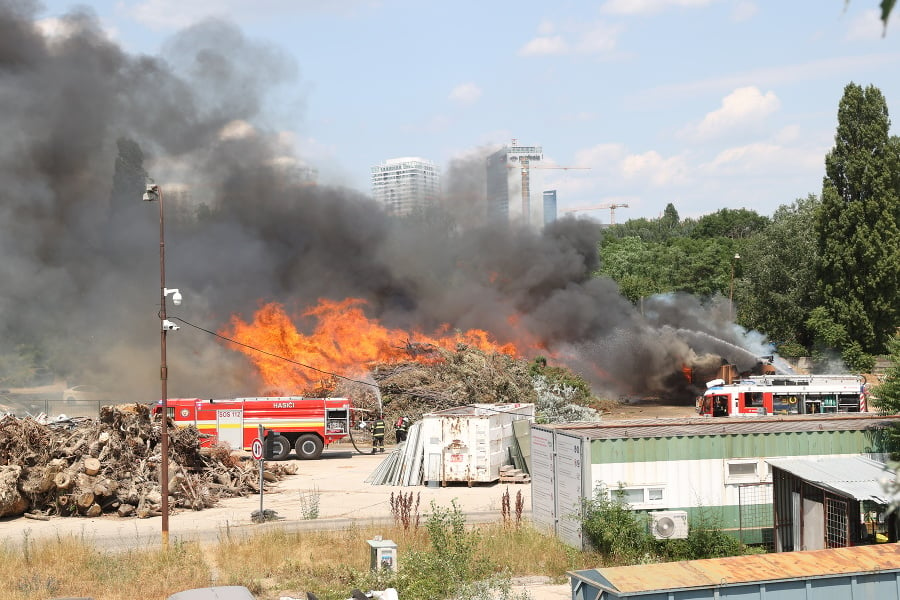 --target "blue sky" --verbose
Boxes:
[37,0,900,222]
